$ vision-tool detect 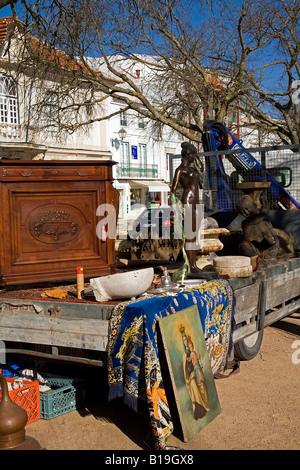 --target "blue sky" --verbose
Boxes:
[0,0,295,103]
[1,5,13,17]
